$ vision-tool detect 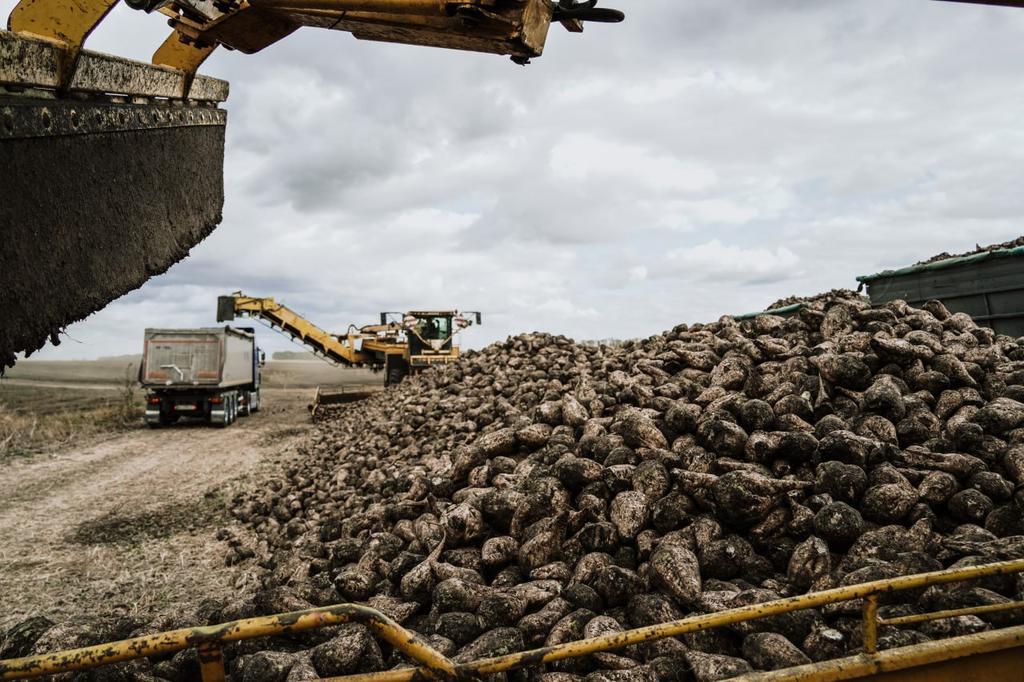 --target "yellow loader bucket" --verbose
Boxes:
[0,30,228,370]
